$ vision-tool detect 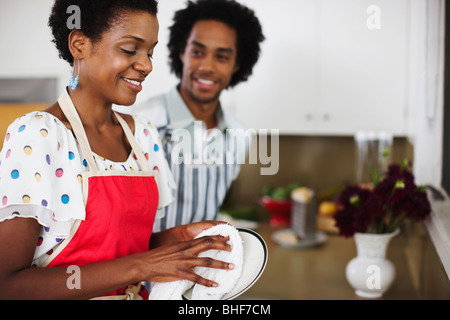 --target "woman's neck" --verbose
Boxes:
[68,86,116,129]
